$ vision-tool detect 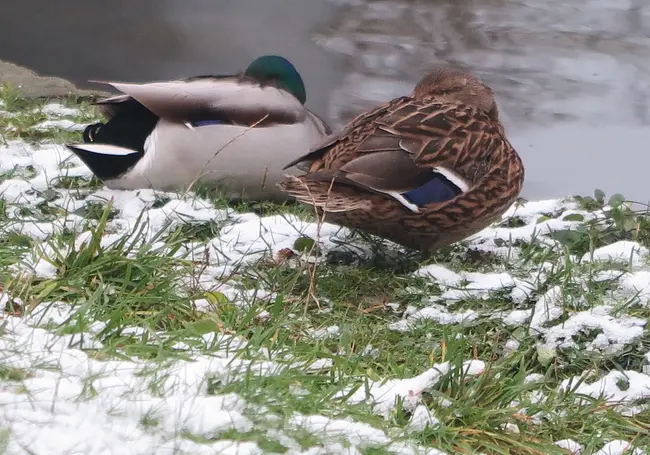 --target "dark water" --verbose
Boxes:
[2,0,650,202]
[0,0,343,121]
